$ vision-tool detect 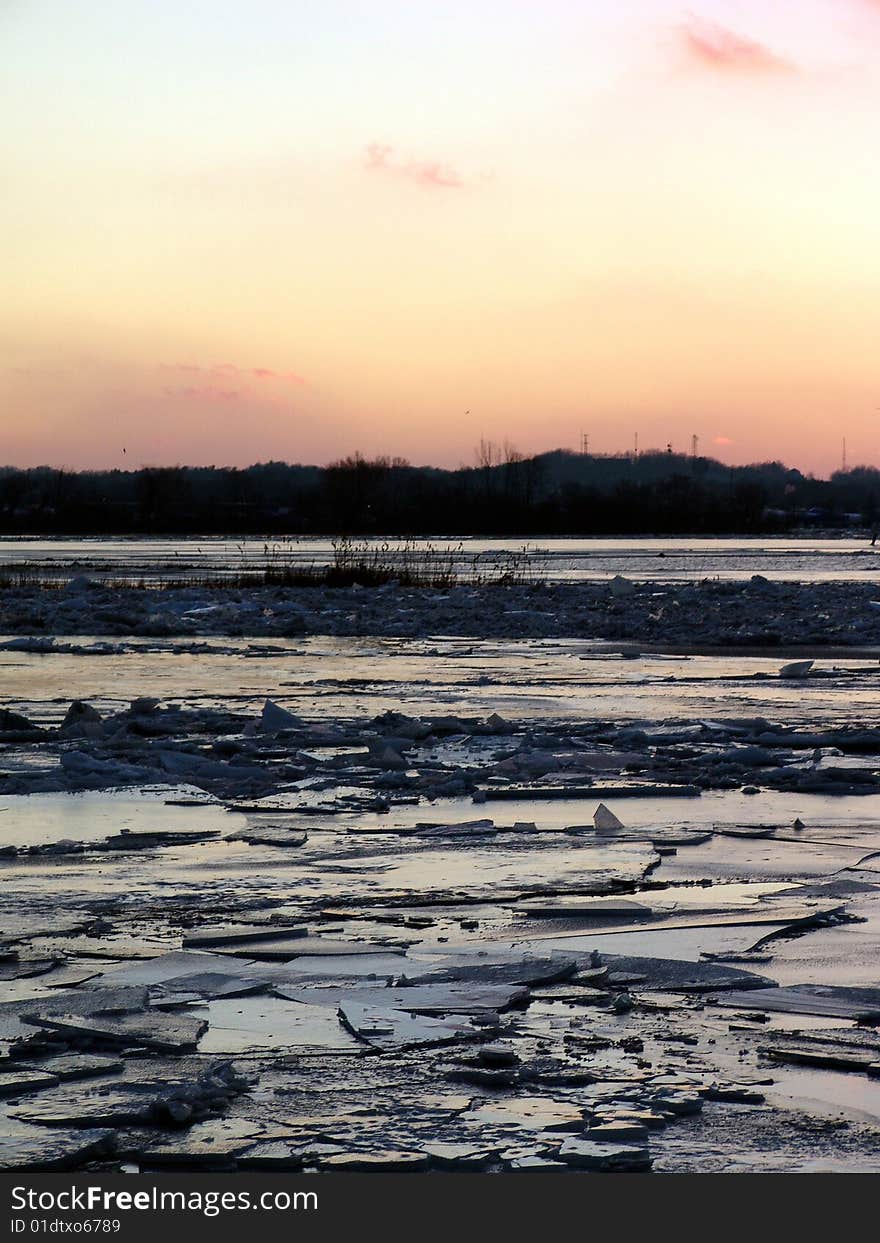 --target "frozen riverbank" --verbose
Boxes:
[5,576,880,645]
[2,579,880,1174]
[4,535,880,584]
